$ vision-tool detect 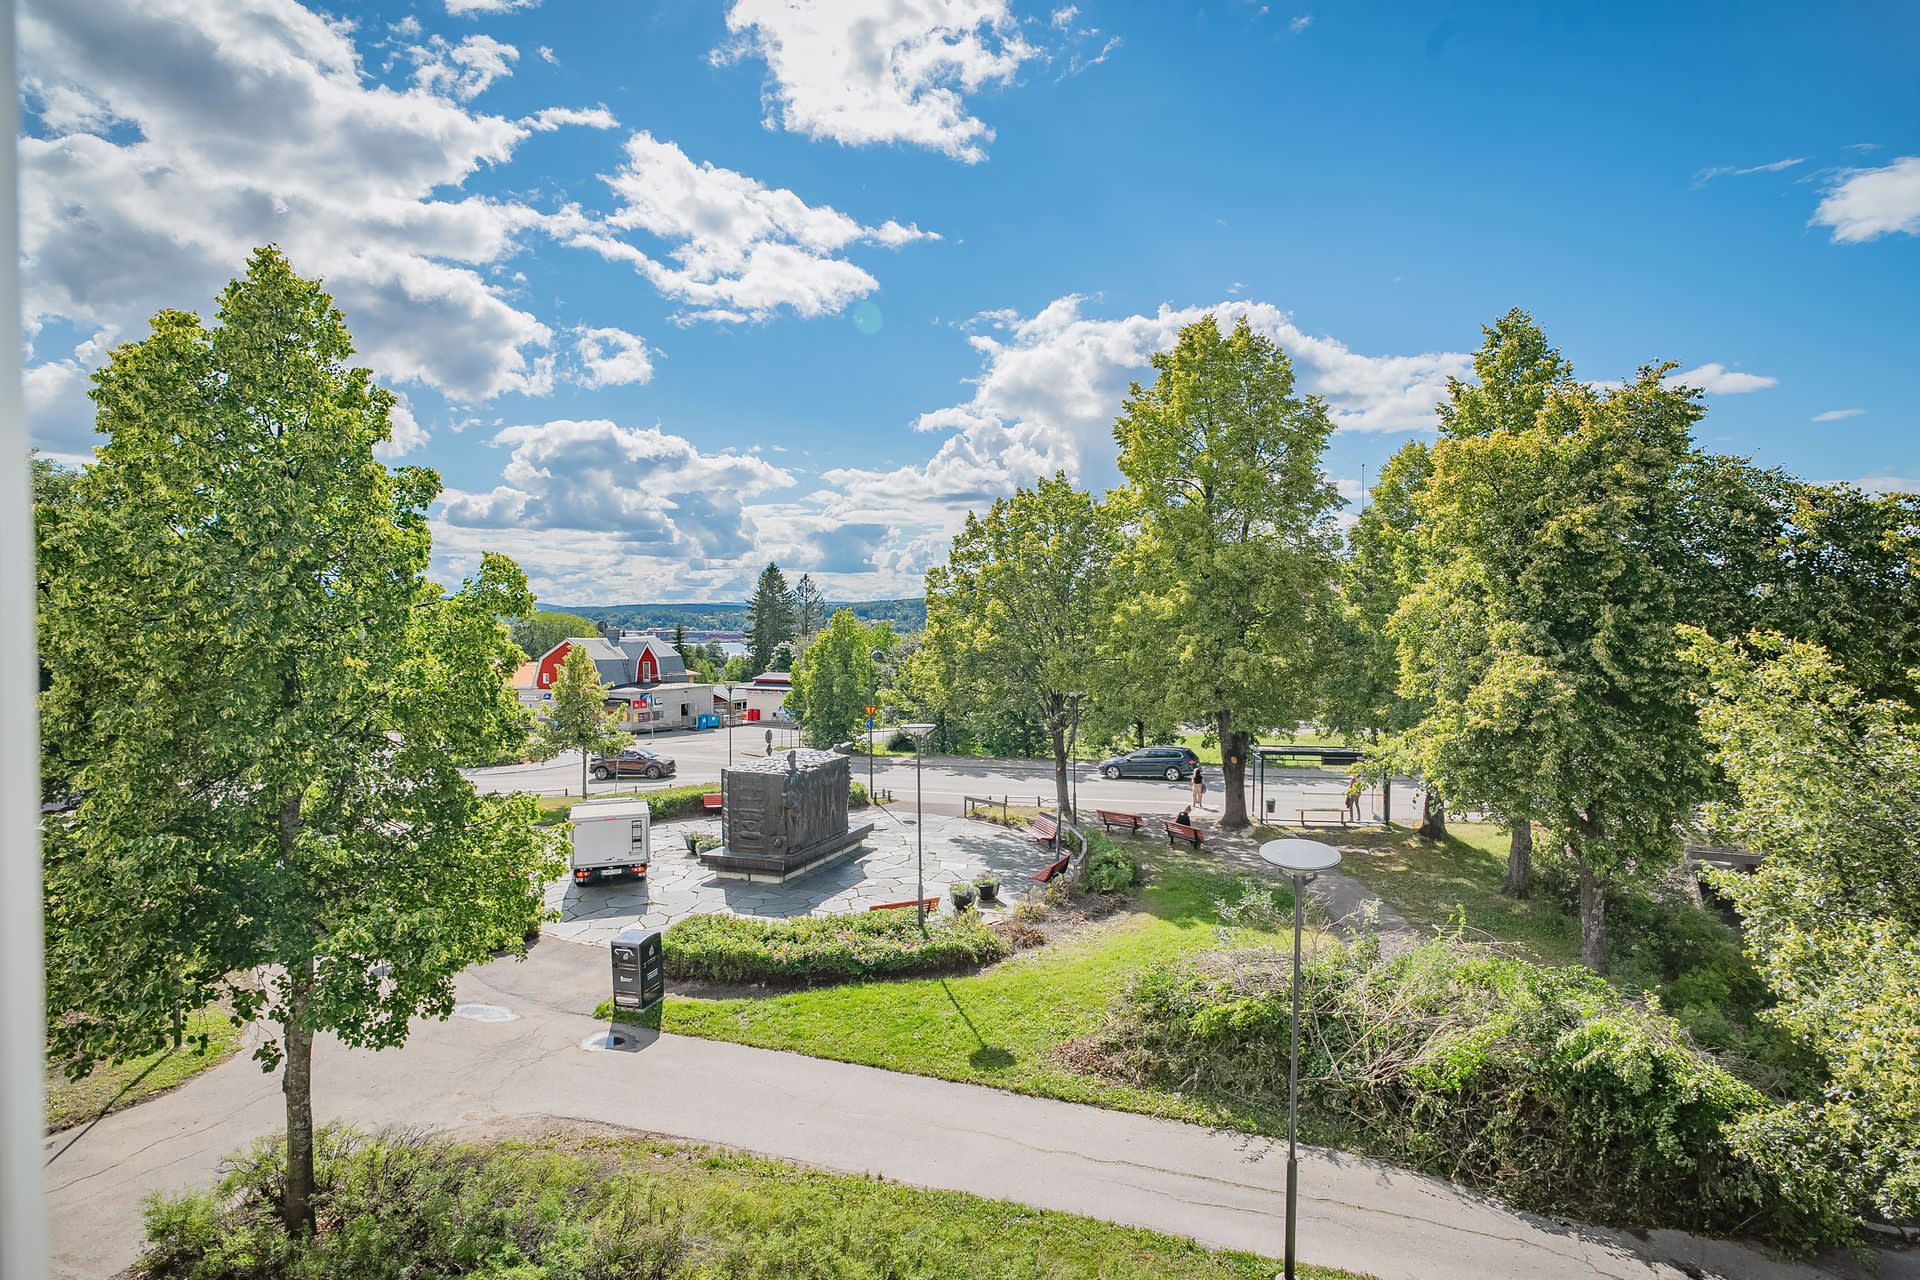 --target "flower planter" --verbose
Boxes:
[974,879,1000,904]
[950,885,977,911]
